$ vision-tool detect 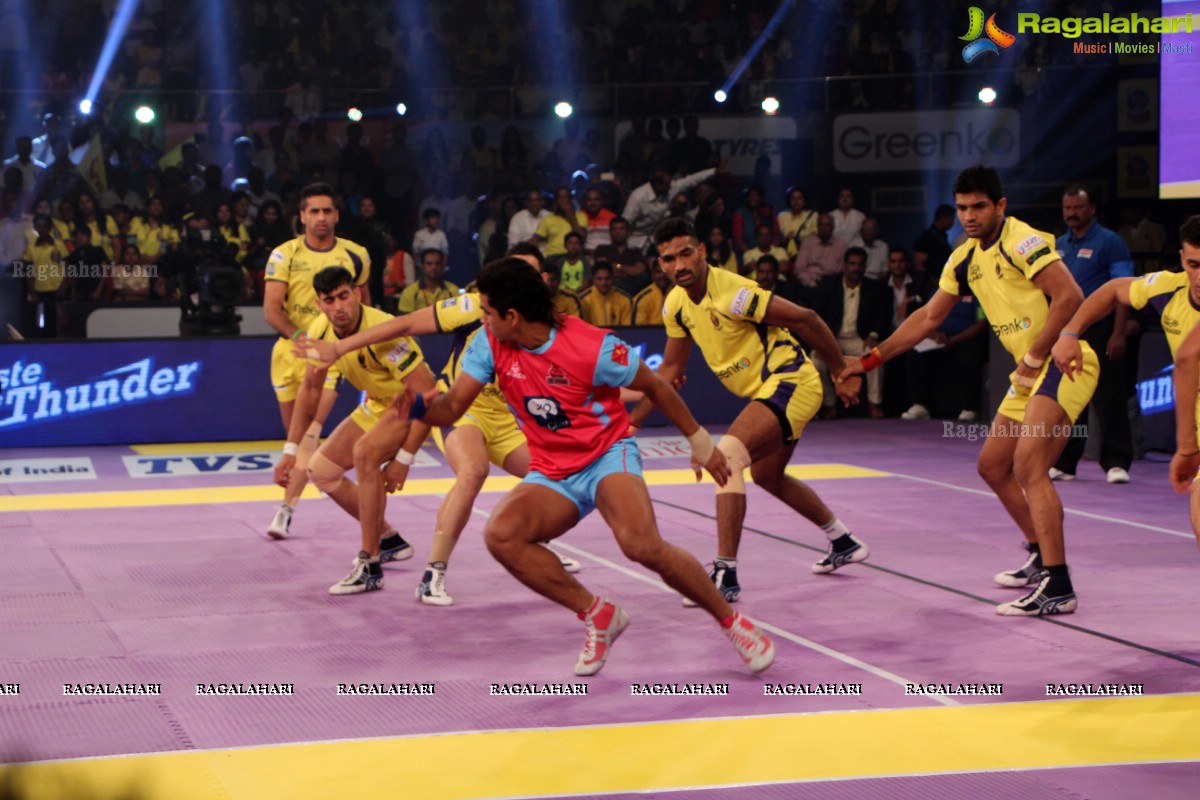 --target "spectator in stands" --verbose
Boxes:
[507,189,549,250]
[578,260,632,326]
[622,163,720,250]
[462,125,499,181]
[741,221,789,275]
[31,113,59,165]
[38,137,83,202]
[694,193,731,239]
[548,230,591,294]
[912,204,955,273]
[731,184,778,252]
[831,187,865,243]
[107,242,153,304]
[593,216,647,296]
[65,225,107,302]
[539,260,583,318]
[705,224,739,273]
[380,124,419,226]
[675,115,713,176]
[754,253,803,305]
[413,208,449,257]
[214,202,250,265]
[21,213,67,336]
[341,123,376,190]
[381,232,415,313]
[793,212,848,290]
[779,186,818,251]
[533,186,586,257]
[1118,201,1168,267]
[850,217,889,280]
[578,186,615,254]
[4,136,45,196]
[632,260,672,325]
[813,247,890,418]
[397,249,457,314]
[75,191,117,260]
